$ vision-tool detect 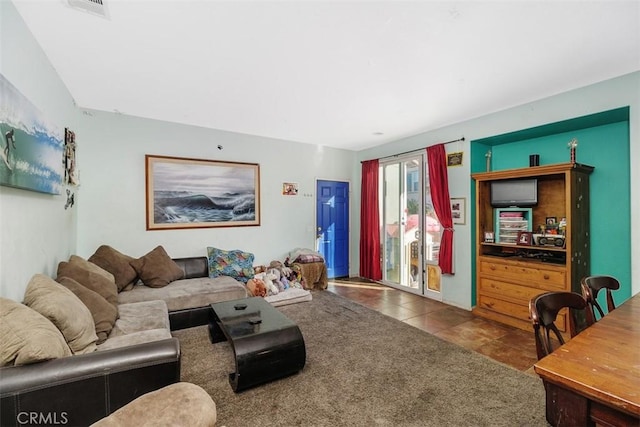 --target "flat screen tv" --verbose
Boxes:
[490,178,538,207]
